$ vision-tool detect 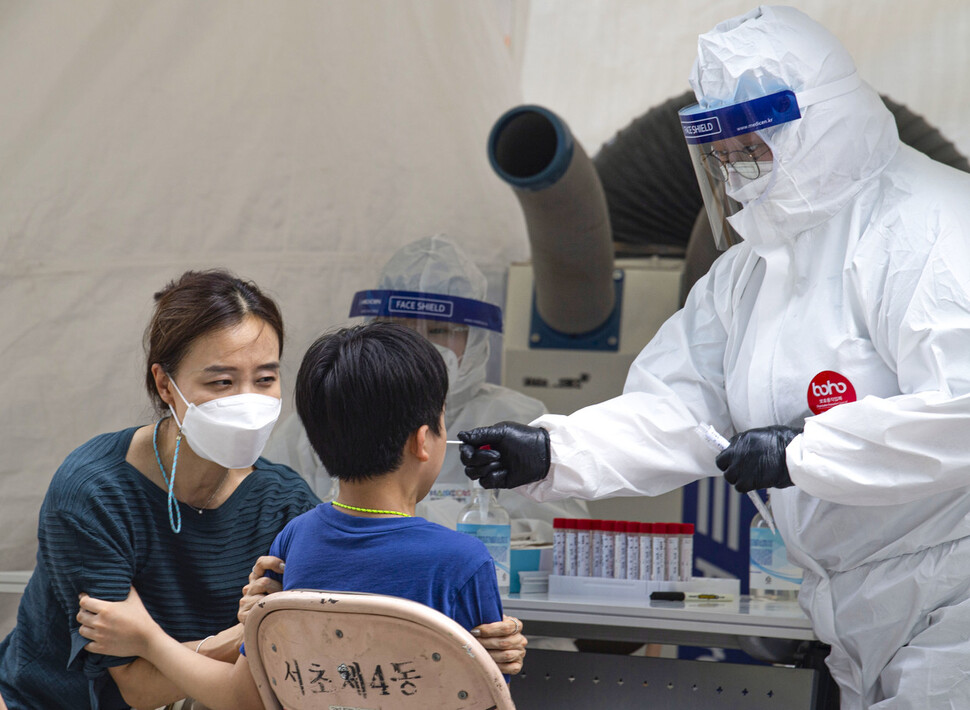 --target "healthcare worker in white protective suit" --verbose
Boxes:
[264,234,588,532]
[461,6,970,708]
